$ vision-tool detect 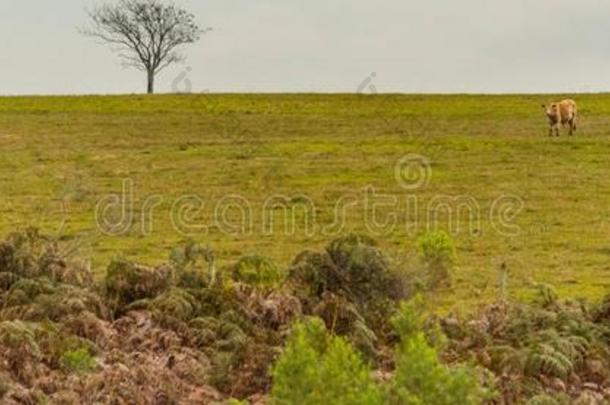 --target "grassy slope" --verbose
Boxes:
[1,93,610,310]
